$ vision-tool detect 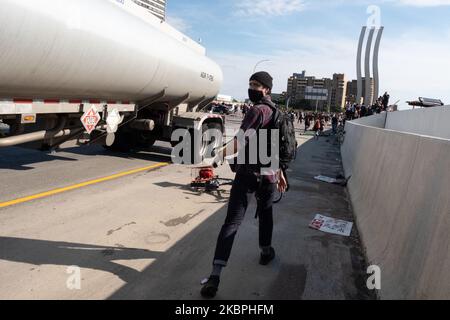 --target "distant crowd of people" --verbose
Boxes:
[295,112,343,138]
[298,92,392,138]
[232,91,392,139]
[345,92,391,120]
